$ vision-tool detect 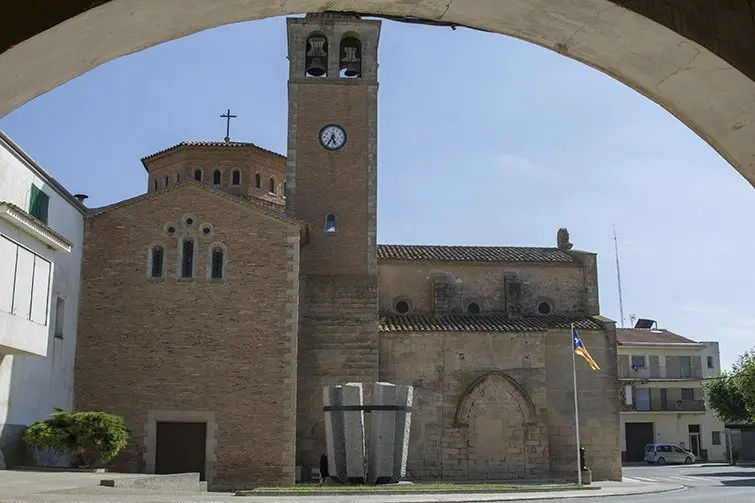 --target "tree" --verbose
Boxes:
[704,349,755,423]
